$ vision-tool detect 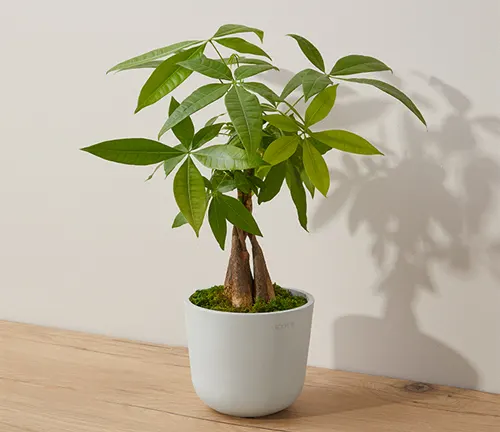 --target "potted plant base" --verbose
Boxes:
[186,286,314,417]
[82,23,425,419]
